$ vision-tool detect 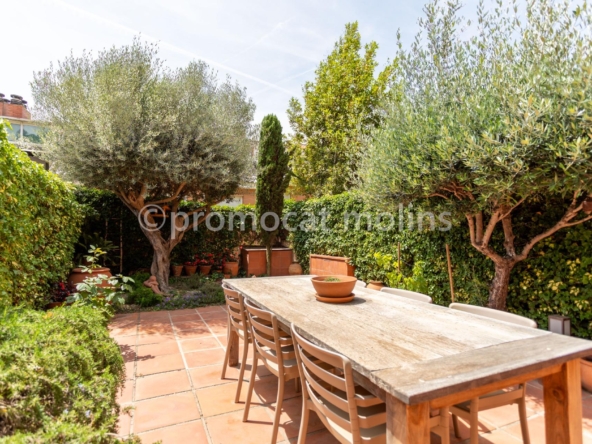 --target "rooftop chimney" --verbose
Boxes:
[0,93,31,120]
